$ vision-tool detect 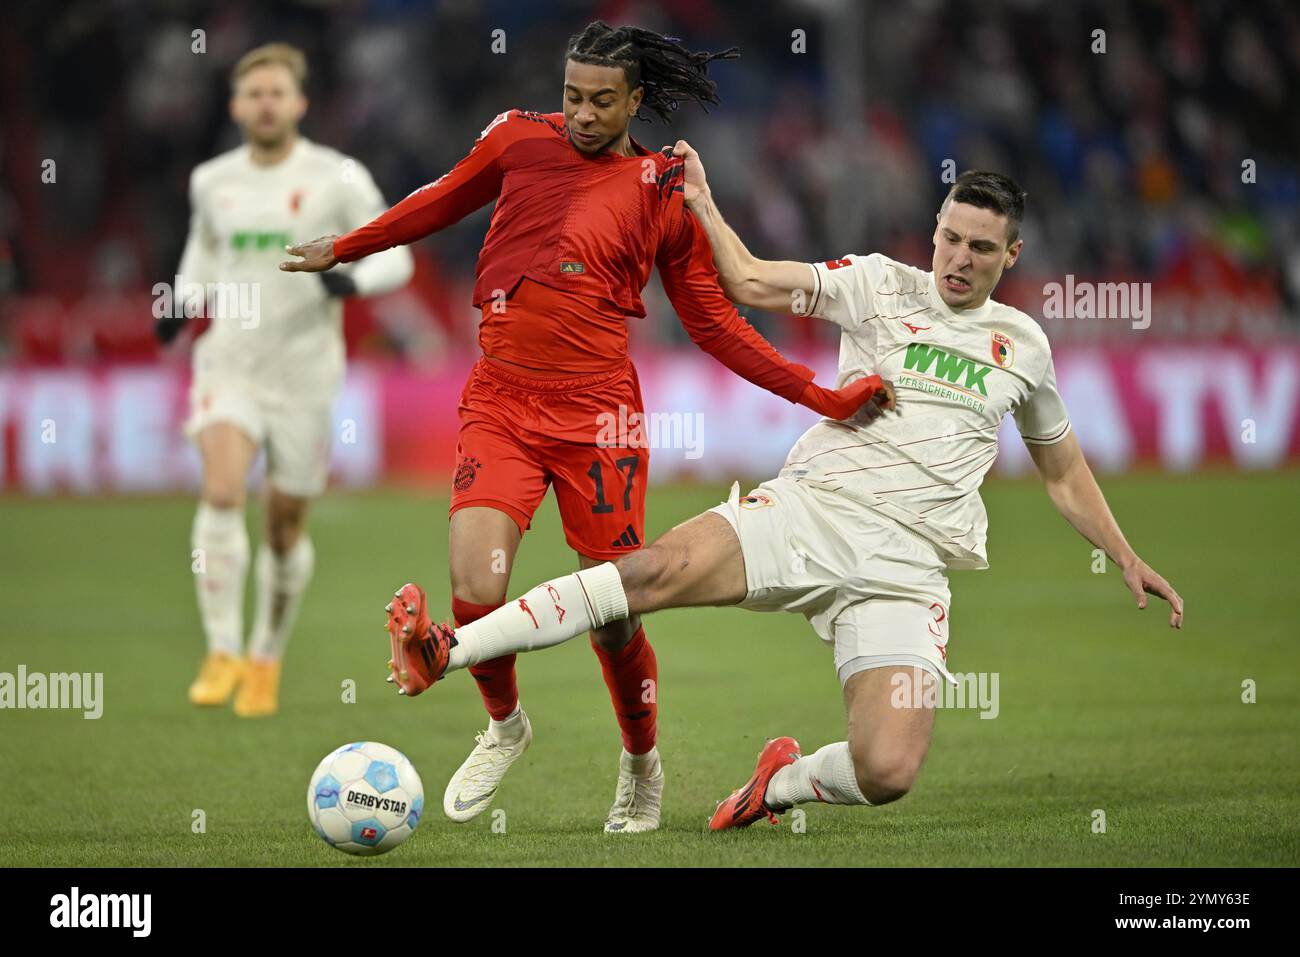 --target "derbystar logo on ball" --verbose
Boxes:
[343,789,409,815]
[307,741,424,857]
